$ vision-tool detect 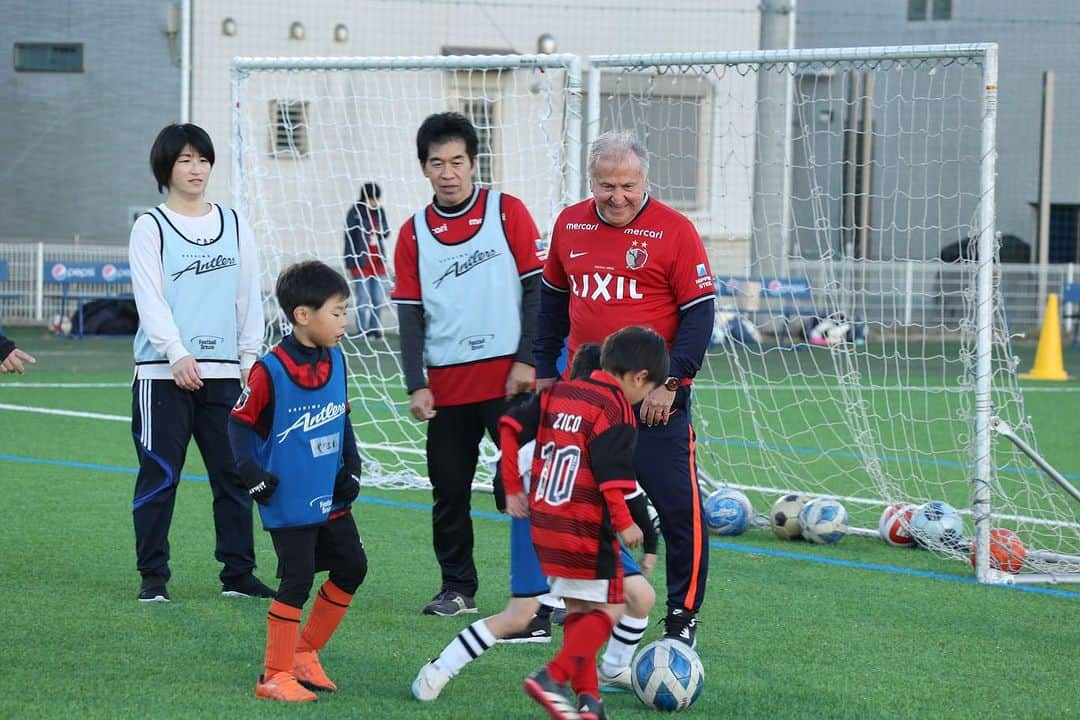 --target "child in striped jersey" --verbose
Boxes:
[411,341,659,706]
[511,326,668,720]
